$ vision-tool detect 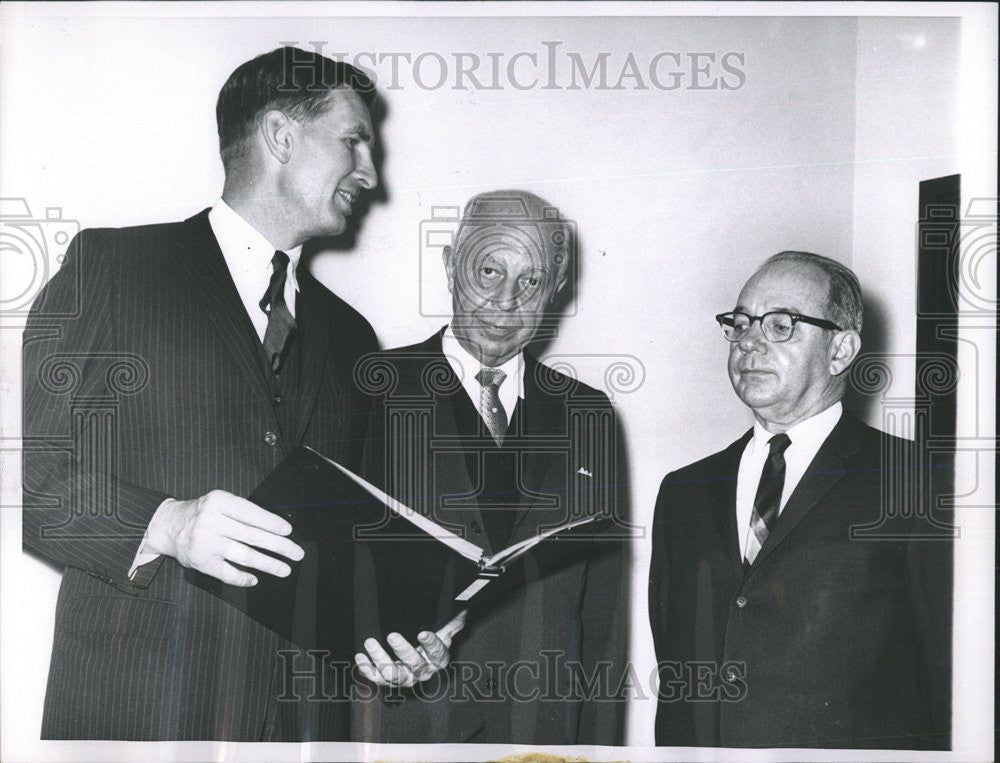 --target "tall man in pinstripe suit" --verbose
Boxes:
[22,46,450,741]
